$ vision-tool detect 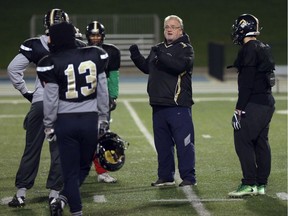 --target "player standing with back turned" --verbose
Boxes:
[37,21,109,216]
[6,8,69,208]
[228,14,275,198]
